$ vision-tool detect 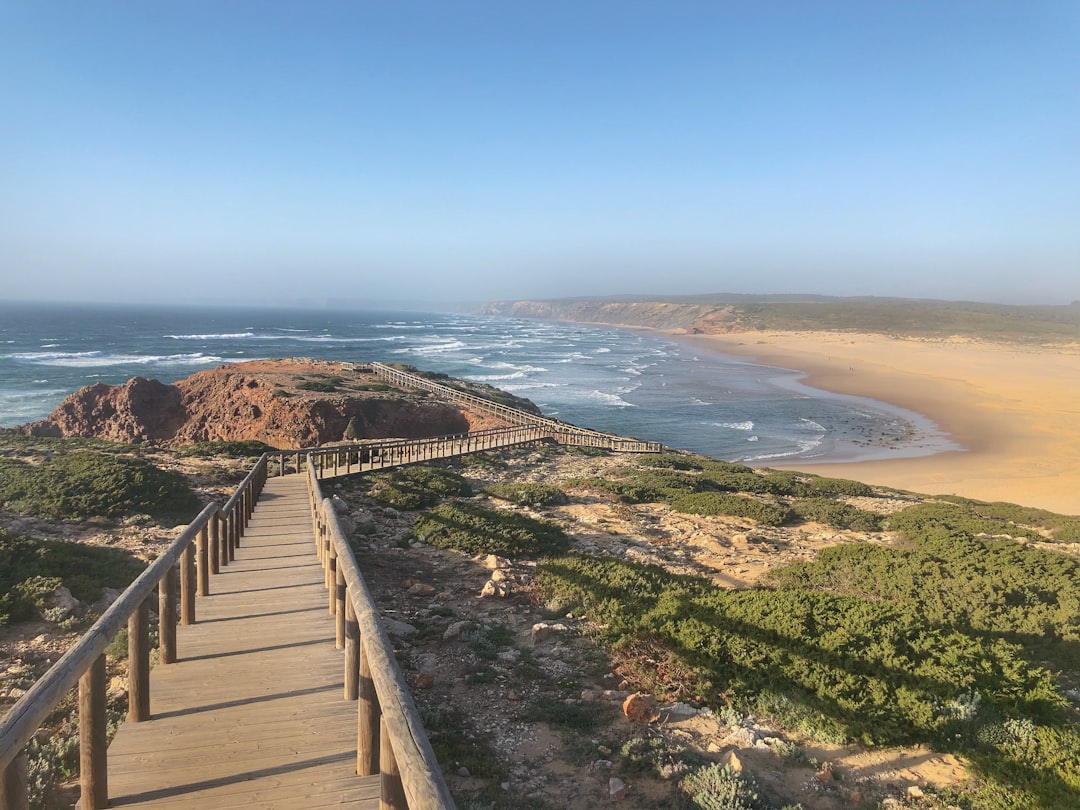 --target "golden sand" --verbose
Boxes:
[683,331,1080,516]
